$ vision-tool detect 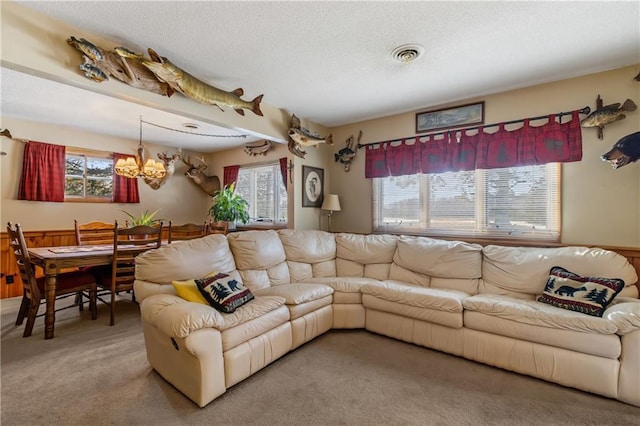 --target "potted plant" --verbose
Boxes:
[209,183,250,230]
[121,209,163,227]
